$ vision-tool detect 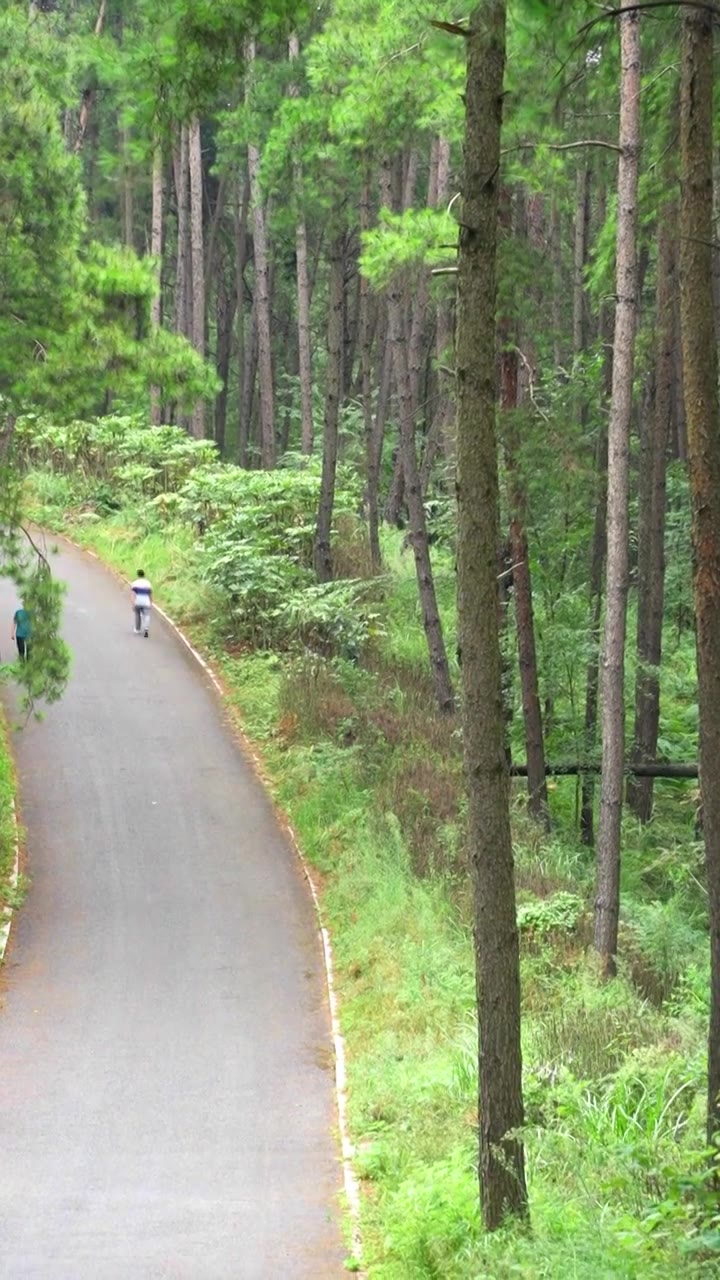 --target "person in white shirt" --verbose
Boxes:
[131,570,152,637]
